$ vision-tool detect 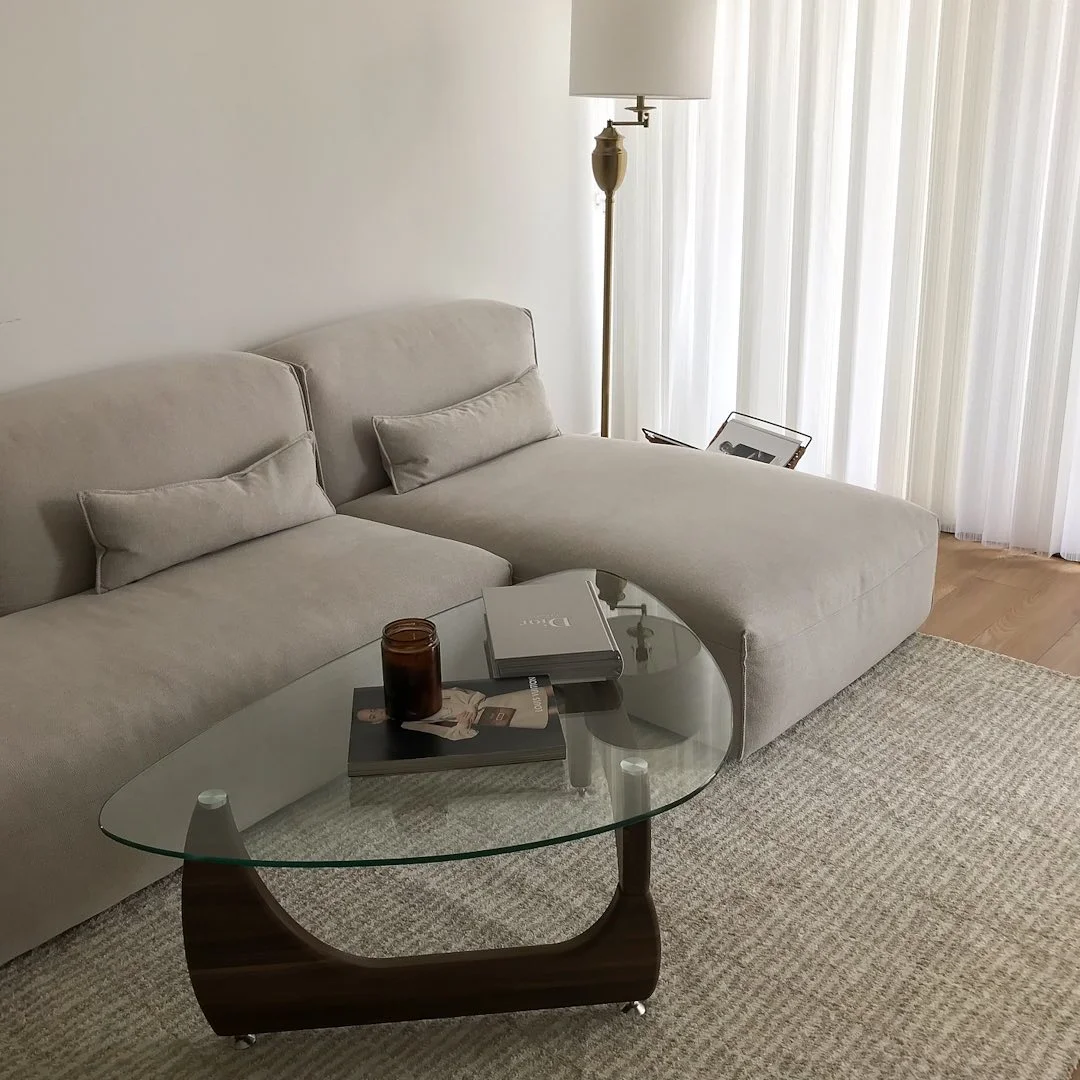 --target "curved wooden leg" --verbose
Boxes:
[181,793,660,1035]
